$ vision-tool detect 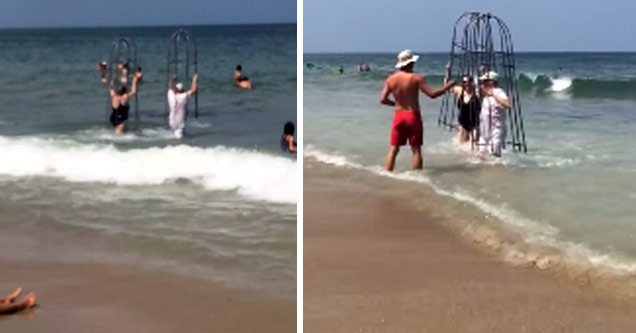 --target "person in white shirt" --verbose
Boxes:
[167,74,198,138]
[478,71,511,157]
